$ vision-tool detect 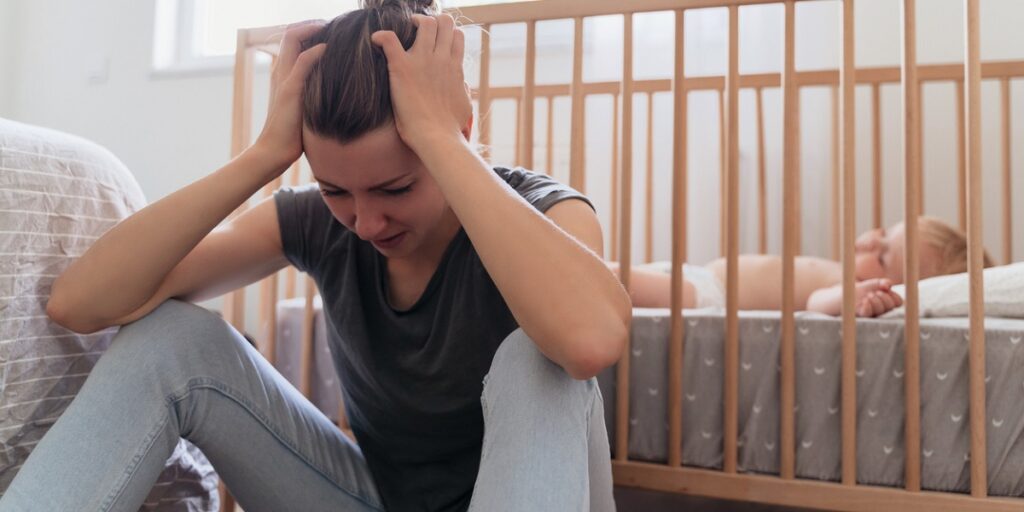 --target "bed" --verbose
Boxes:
[0,117,219,510]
